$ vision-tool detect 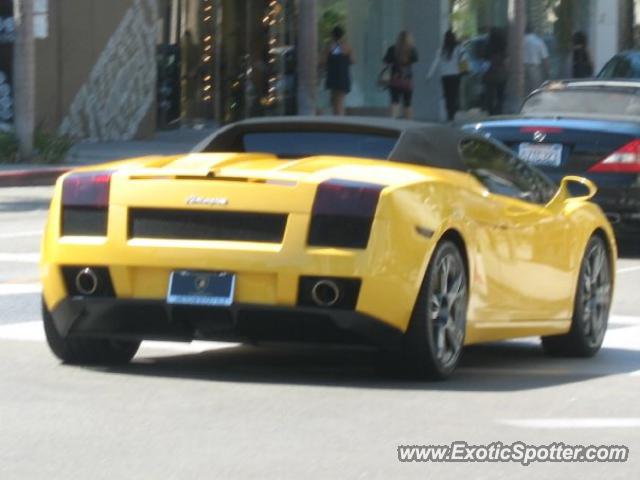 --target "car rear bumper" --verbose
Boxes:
[596,185,640,234]
[49,297,404,349]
